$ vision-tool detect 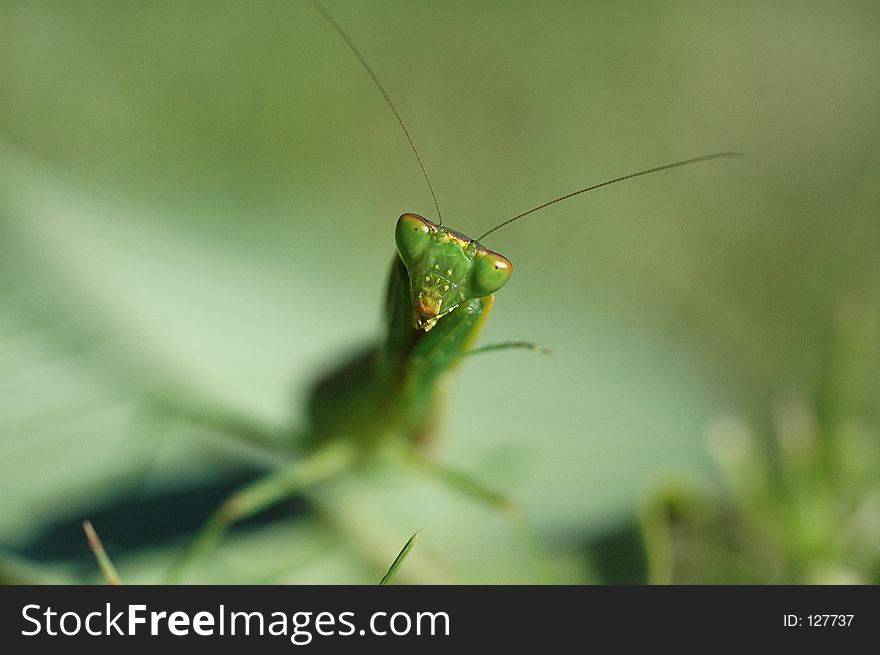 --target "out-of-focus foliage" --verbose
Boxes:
[0,1,878,583]
[643,303,879,583]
